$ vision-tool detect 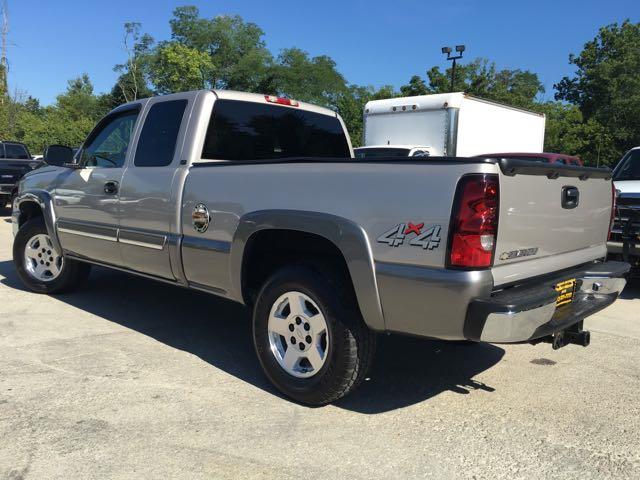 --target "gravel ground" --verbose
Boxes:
[1,210,639,480]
